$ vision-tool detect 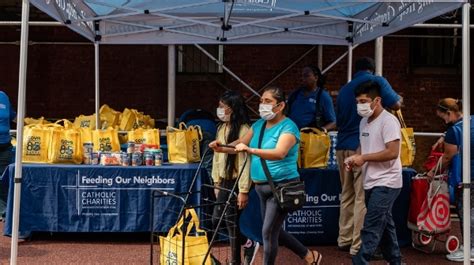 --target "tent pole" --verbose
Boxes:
[462,3,471,265]
[168,45,176,127]
[11,0,30,264]
[194,44,260,97]
[322,44,358,75]
[375,37,383,75]
[94,42,100,129]
[318,45,323,70]
[347,44,353,82]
